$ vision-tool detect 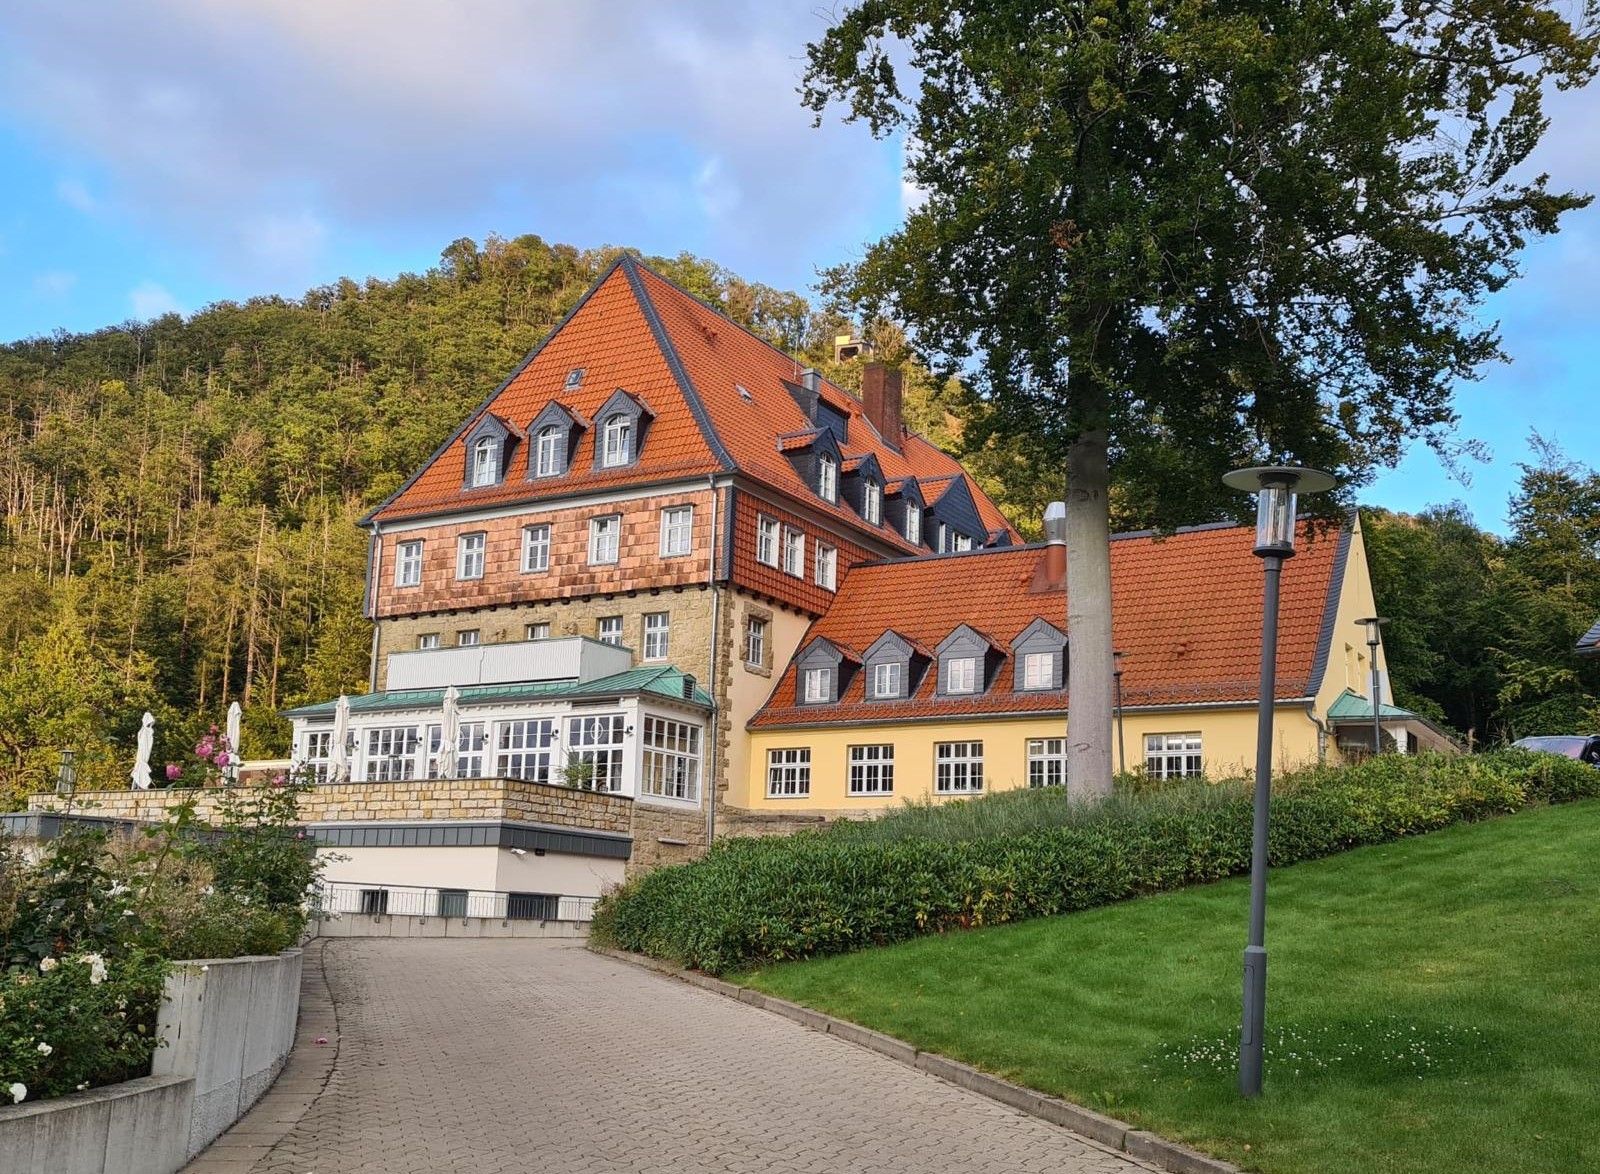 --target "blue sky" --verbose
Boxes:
[2,2,1596,533]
